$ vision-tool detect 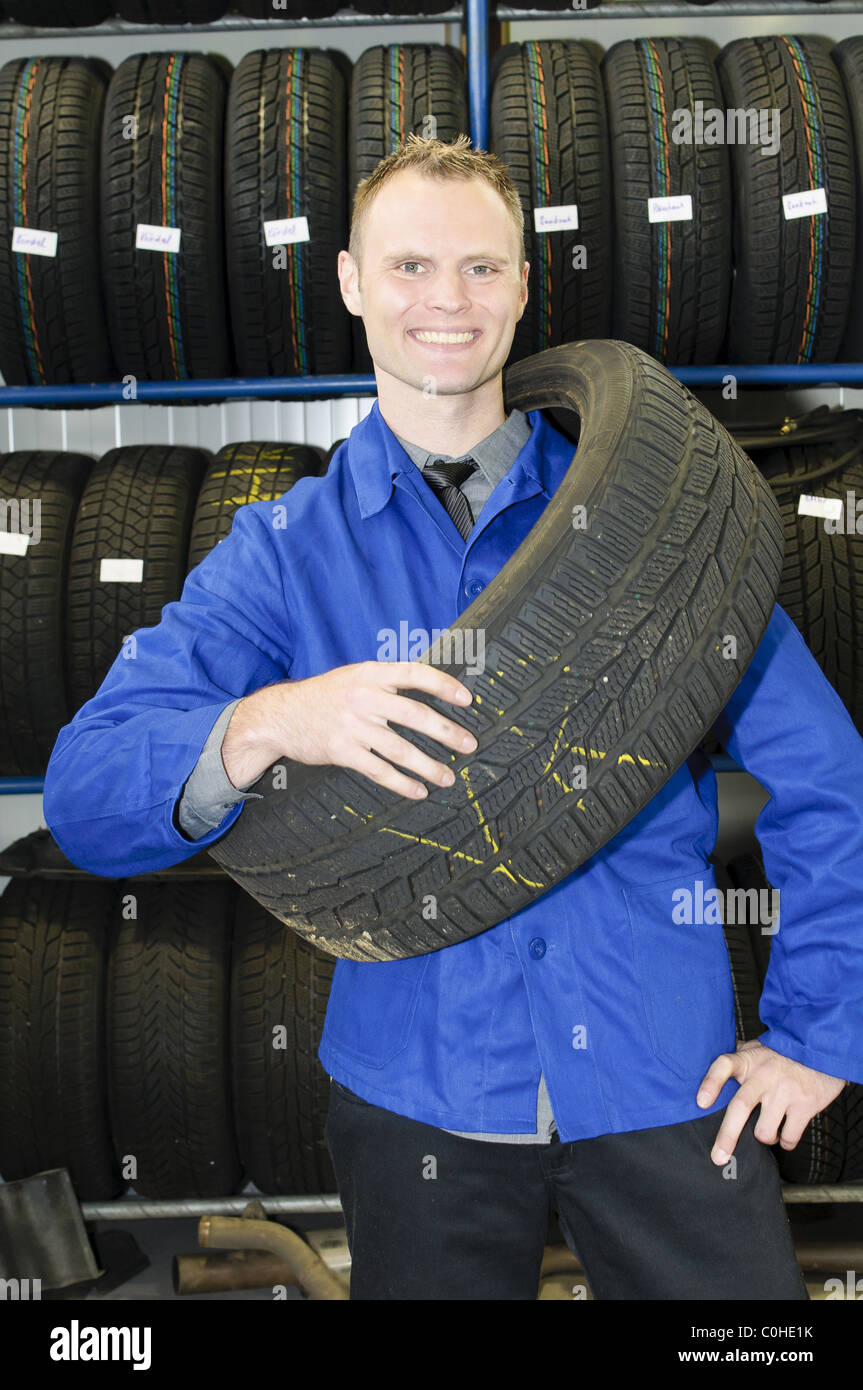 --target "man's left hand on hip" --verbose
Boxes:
[696,1039,847,1166]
